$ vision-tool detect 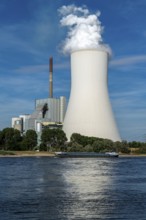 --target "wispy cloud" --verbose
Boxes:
[0,3,59,64]
[110,55,146,67]
[13,61,70,74]
[14,64,48,74]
